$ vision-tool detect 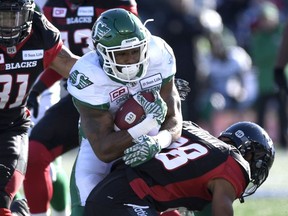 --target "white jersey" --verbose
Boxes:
[67,35,176,206]
[68,35,175,115]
